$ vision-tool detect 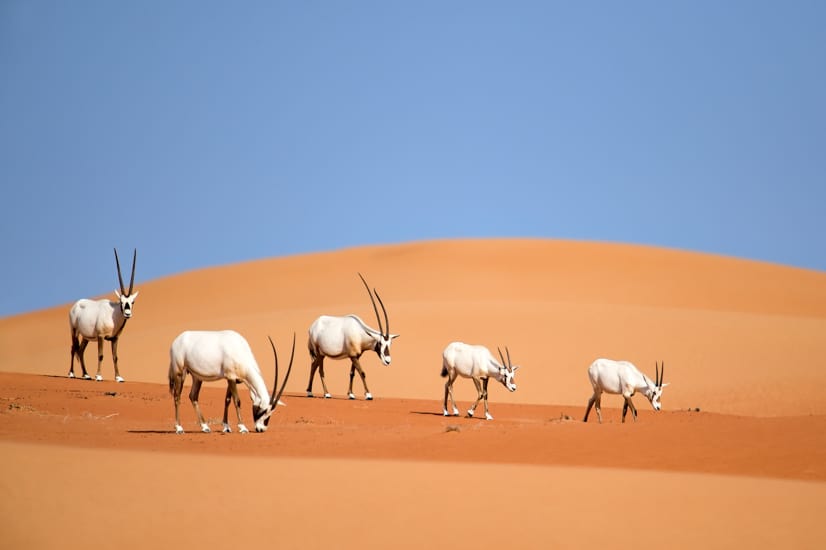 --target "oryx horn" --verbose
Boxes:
[114,248,137,295]
[497,346,513,369]
[268,333,295,407]
[358,272,389,338]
